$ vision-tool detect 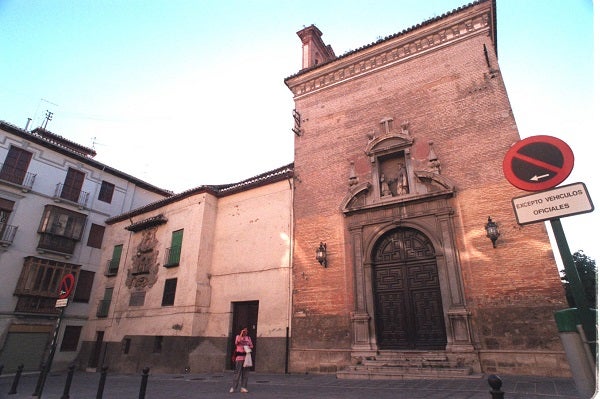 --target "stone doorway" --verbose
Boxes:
[372,227,446,350]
